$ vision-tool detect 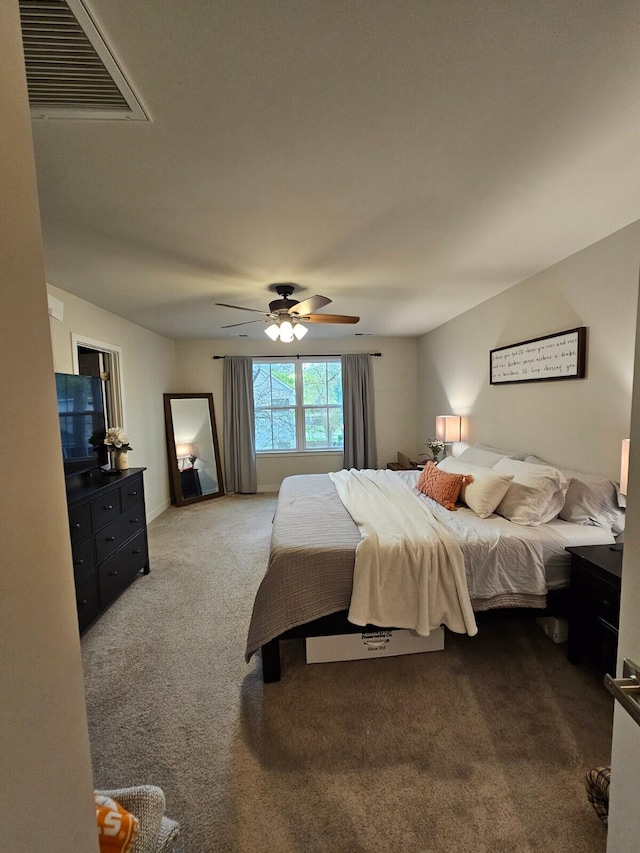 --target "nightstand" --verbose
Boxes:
[566,544,622,675]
